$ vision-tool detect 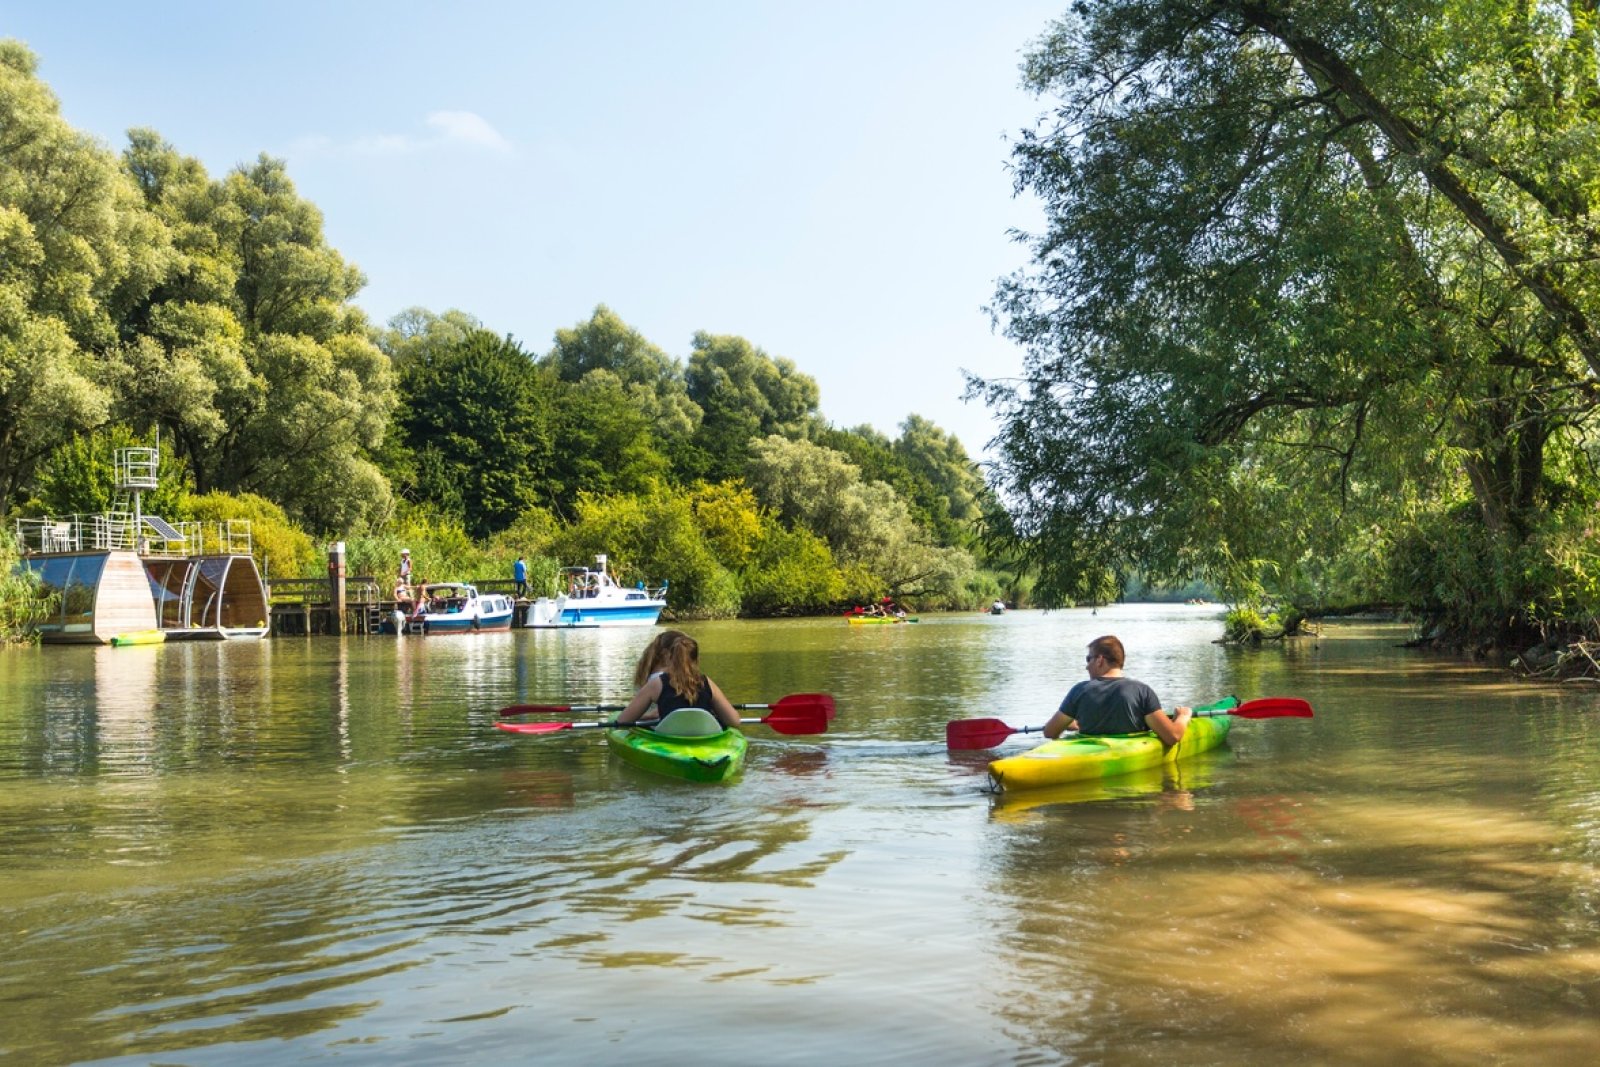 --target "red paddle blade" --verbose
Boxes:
[755,705,829,735]
[767,693,836,721]
[496,721,578,735]
[946,718,1018,751]
[1231,697,1314,719]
